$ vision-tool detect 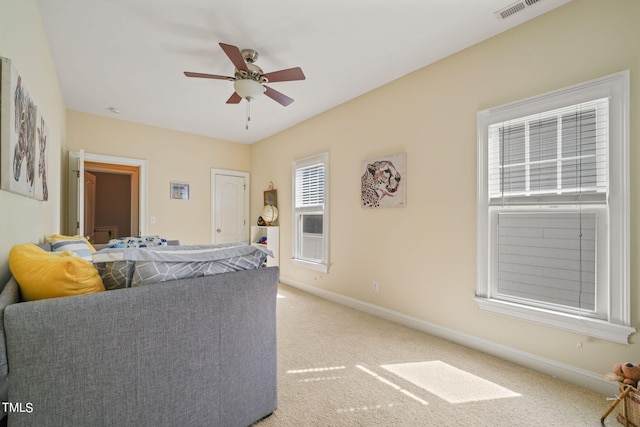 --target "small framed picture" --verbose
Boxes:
[264,189,277,206]
[171,182,189,200]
